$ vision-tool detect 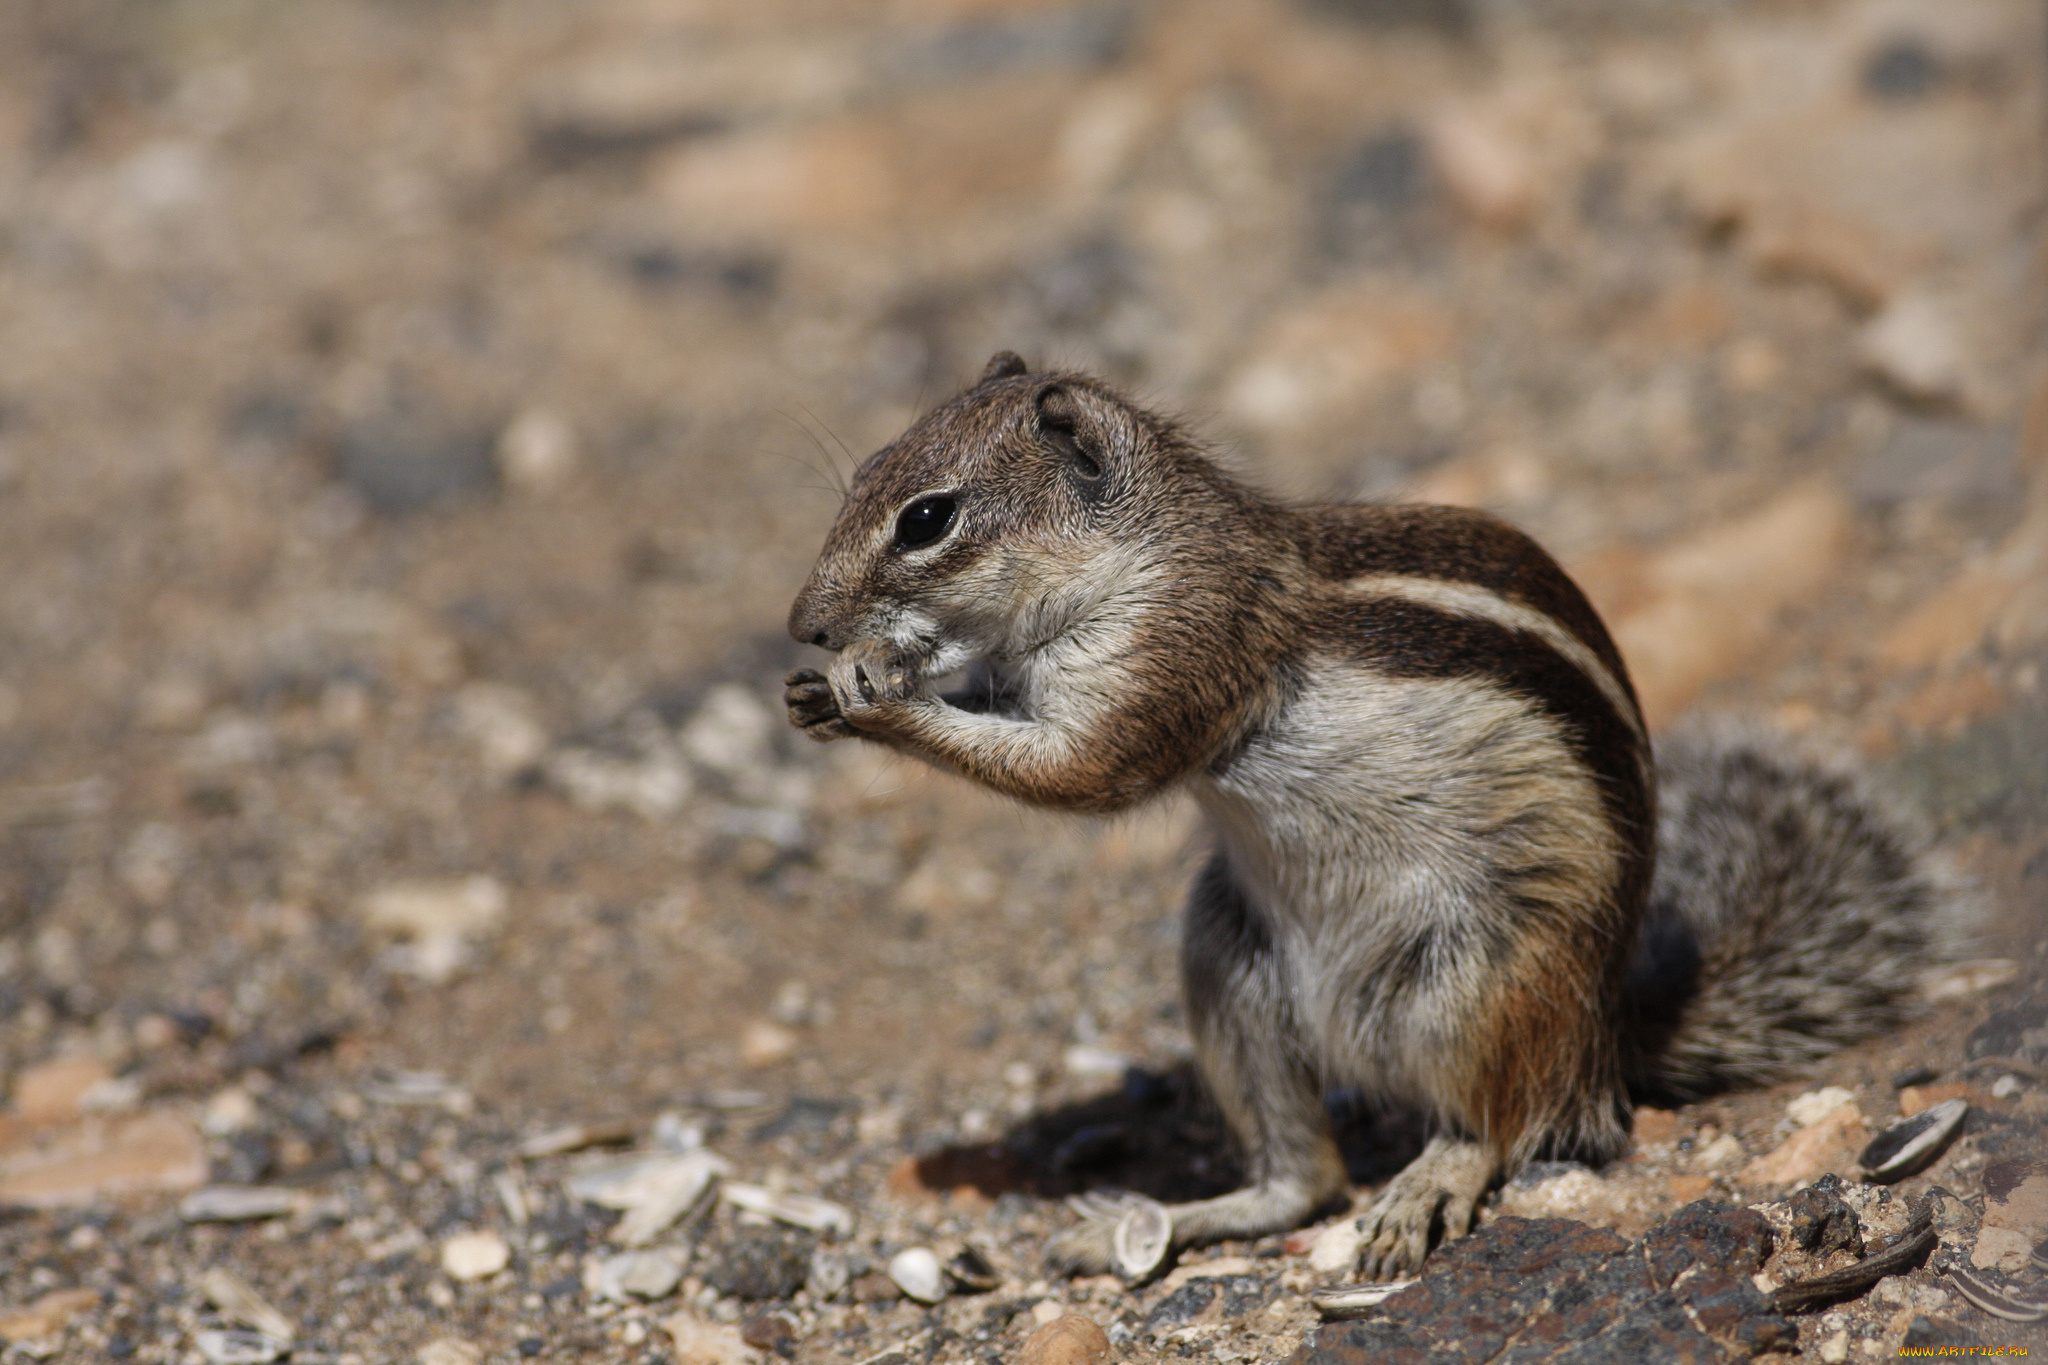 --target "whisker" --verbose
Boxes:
[769,410,849,501]
[793,401,856,492]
